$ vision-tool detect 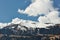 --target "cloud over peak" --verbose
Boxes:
[18,0,55,16]
[0,0,60,29]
